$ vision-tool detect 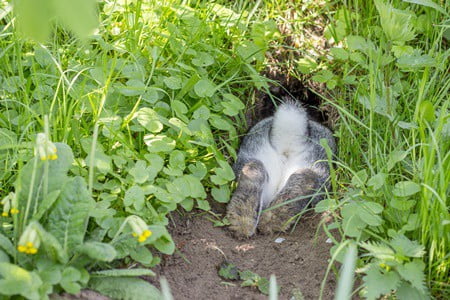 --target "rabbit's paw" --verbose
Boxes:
[258,207,292,235]
[226,197,258,239]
